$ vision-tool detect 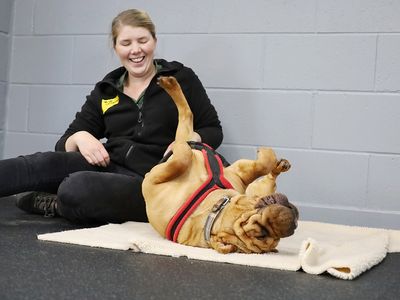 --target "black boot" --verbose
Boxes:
[15,192,58,217]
